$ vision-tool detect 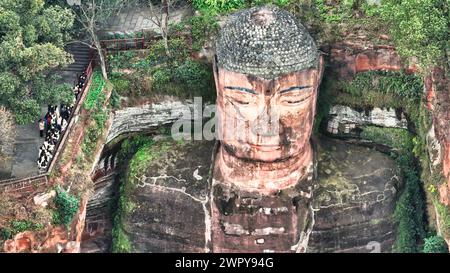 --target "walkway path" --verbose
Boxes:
[103,4,192,33]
